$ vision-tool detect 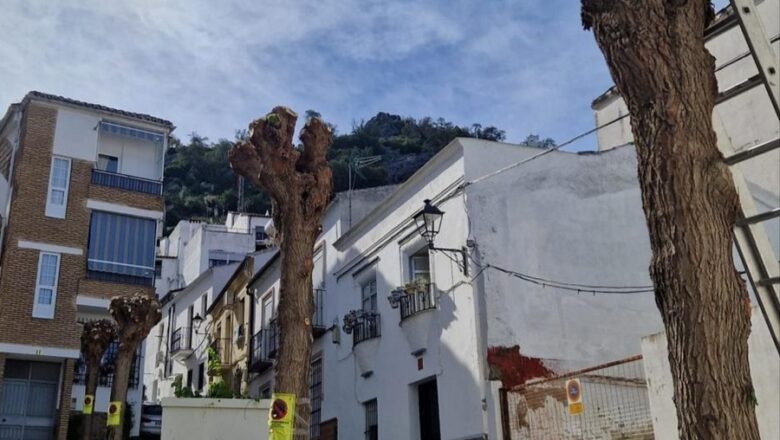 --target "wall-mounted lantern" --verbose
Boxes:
[413,199,468,275]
